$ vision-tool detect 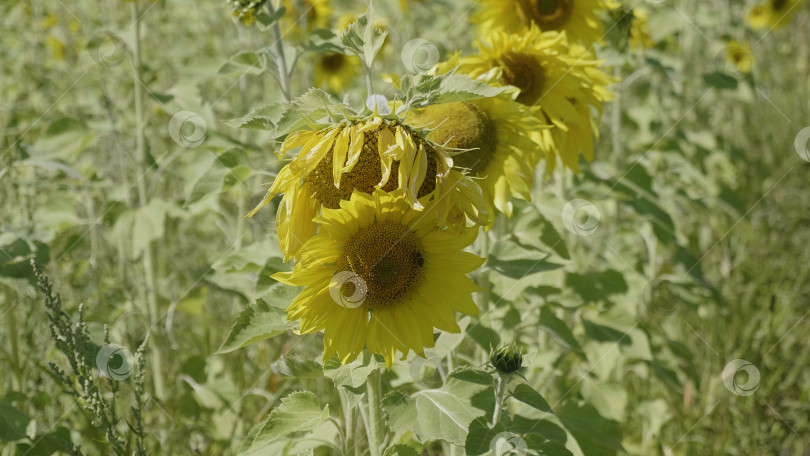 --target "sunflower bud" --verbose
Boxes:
[490,343,523,375]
